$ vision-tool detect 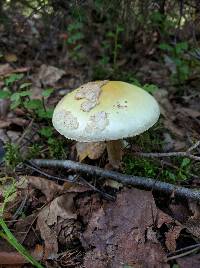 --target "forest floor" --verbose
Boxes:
[0,19,200,268]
